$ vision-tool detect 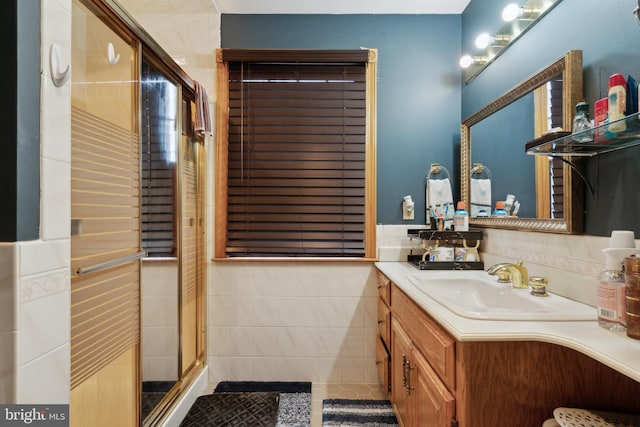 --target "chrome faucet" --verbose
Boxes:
[487,261,529,289]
